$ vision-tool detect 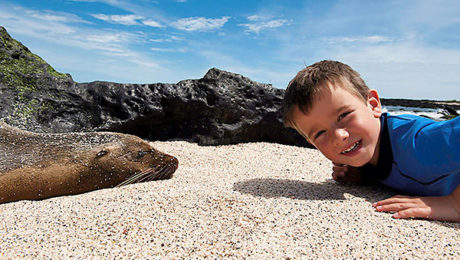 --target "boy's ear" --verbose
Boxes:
[367,89,382,118]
